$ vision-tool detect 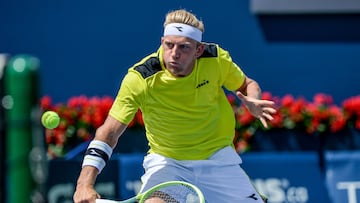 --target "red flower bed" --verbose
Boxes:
[231,92,360,153]
[40,95,144,158]
[41,93,360,157]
